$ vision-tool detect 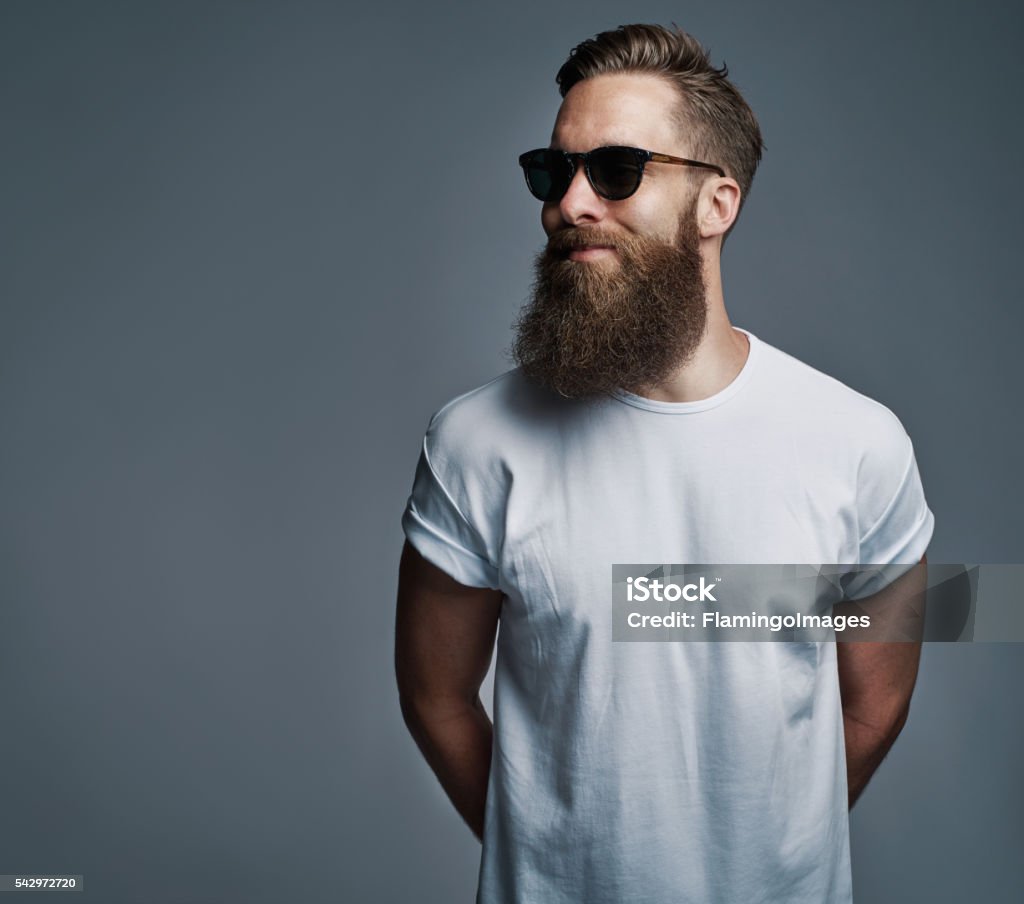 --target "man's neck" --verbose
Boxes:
[632,308,750,403]
[626,245,750,403]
